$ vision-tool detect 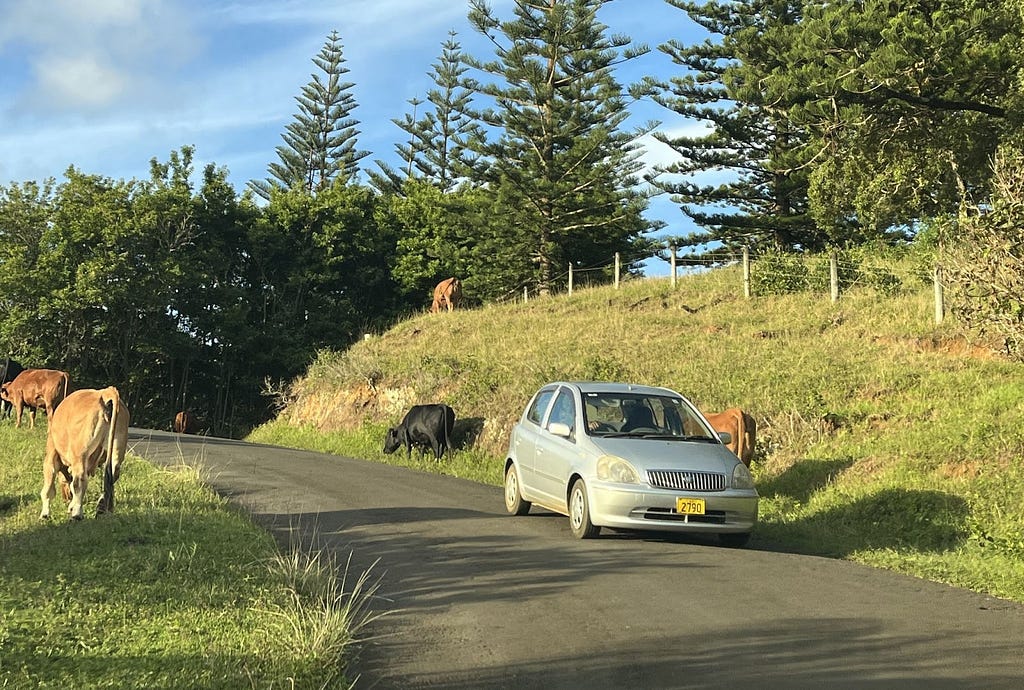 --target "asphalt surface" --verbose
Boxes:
[129,428,1024,689]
